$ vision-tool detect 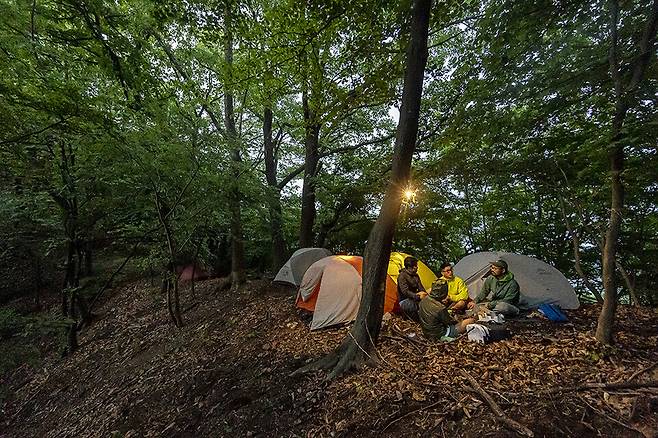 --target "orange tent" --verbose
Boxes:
[296,254,436,330]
